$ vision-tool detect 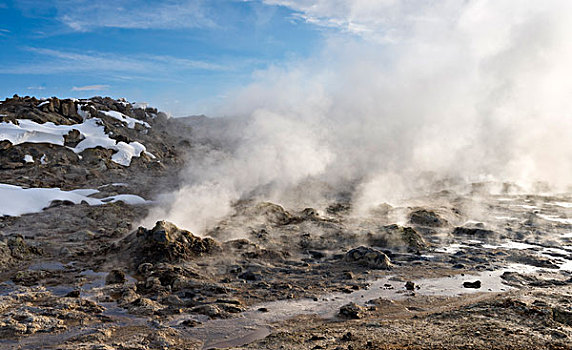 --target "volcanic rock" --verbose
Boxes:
[405,281,415,291]
[453,226,495,238]
[344,246,392,269]
[63,129,84,147]
[105,269,127,285]
[463,280,481,289]
[241,202,294,225]
[409,209,448,227]
[339,302,366,319]
[553,308,572,326]
[115,221,221,269]
[369,225,427,252]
